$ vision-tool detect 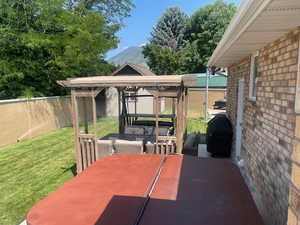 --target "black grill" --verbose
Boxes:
[206,114,233,157]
